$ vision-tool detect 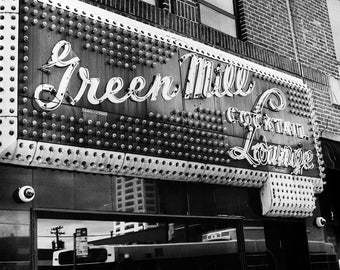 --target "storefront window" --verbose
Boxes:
[199,0,237,37]
[37,217,243,270]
